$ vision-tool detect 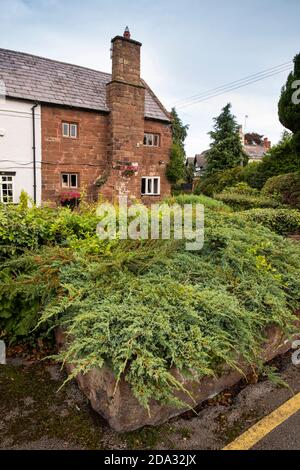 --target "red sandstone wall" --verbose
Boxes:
[41,106,108,202]
[100,117,172,204]
[141,119,172,204]
[41,105,171,204]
